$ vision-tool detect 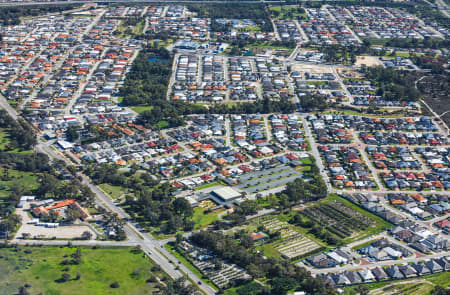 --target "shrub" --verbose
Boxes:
[110,281,120,288]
